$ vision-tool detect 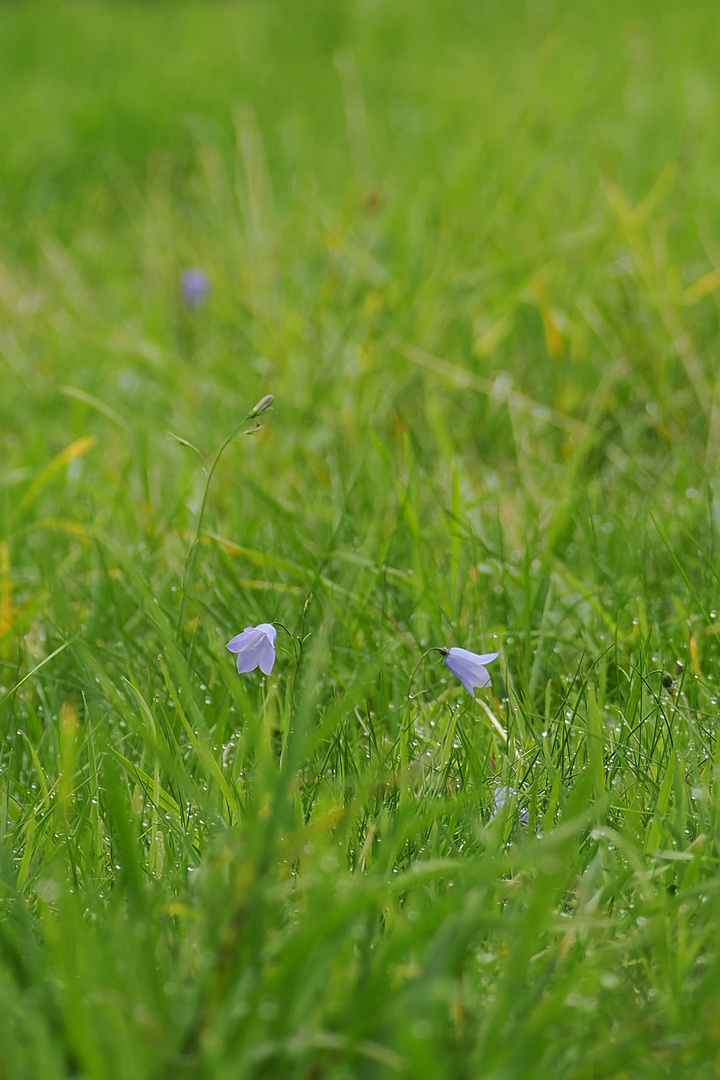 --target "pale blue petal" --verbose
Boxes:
[256,637,276,675]
[235,648,261,674]
[444,646,498,694]
[492,786,515,814]
[448,647,499,666]
[226,626,258,654]
[227,623,275,676]
[456,667,480,695]
[471,665,492,689]
[444,652,478,693]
